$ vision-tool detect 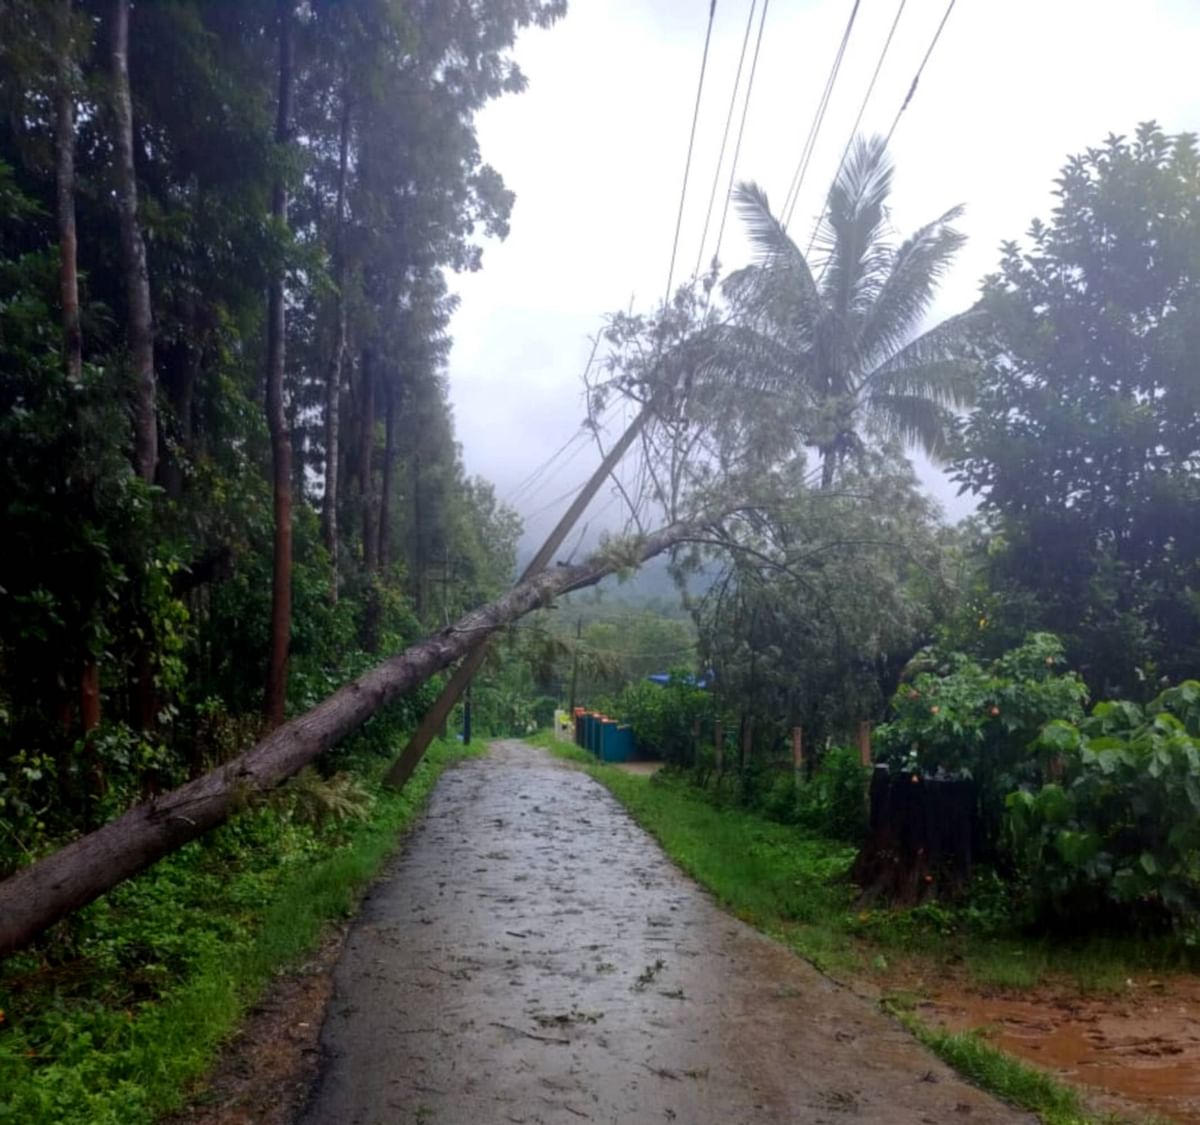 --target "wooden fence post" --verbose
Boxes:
[856,720,872,767]
[792,725,804,782]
